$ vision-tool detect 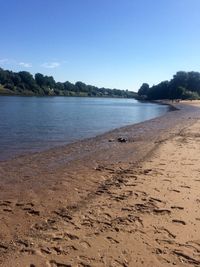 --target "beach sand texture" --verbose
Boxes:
[0,102,200,266]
